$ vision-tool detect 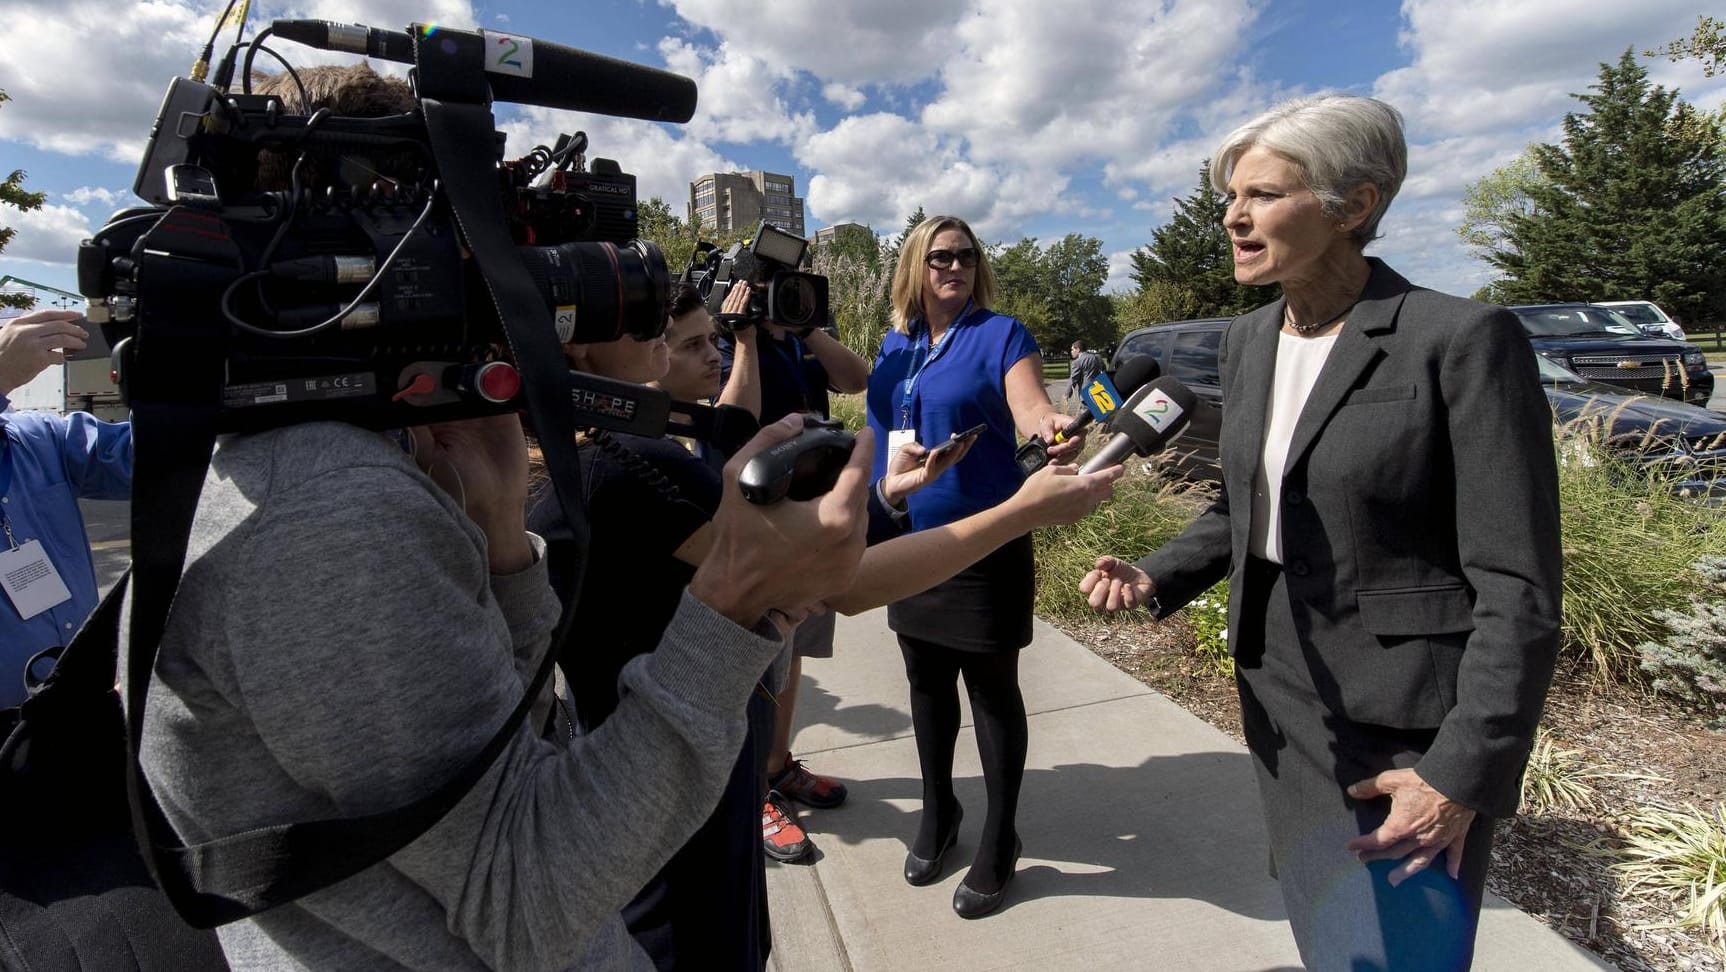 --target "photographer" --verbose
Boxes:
[715,270,869,858]
[126,64,874,972]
